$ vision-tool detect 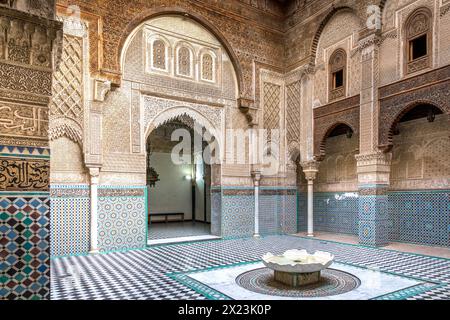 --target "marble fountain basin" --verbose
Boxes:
[262,250,334,287]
